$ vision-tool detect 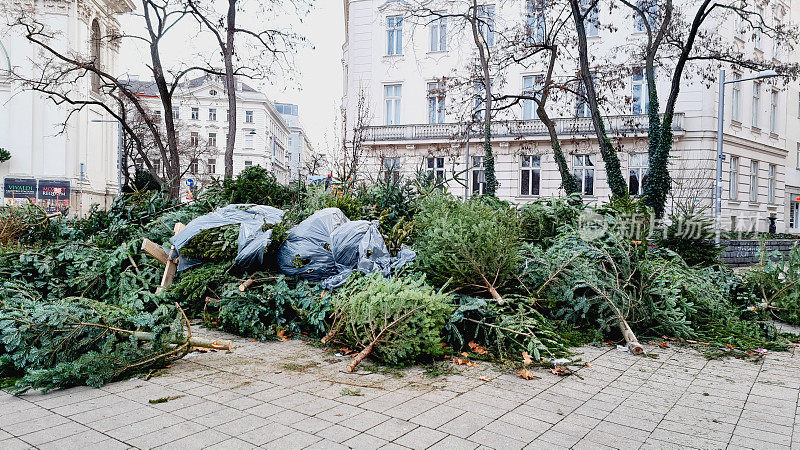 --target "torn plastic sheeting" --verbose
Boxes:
[170,204,284,270]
